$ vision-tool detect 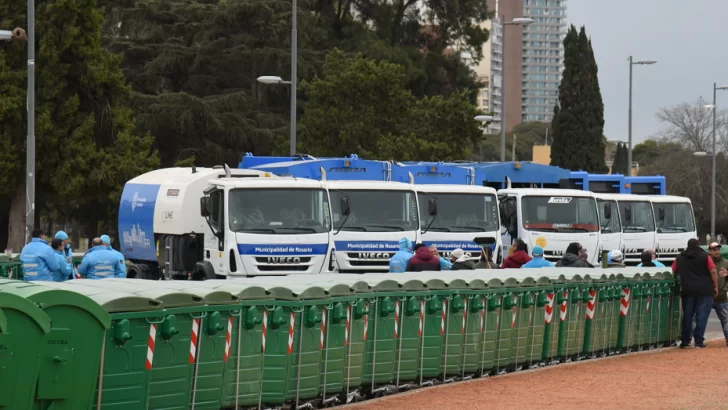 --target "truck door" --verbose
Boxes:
[202,189,226,276]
